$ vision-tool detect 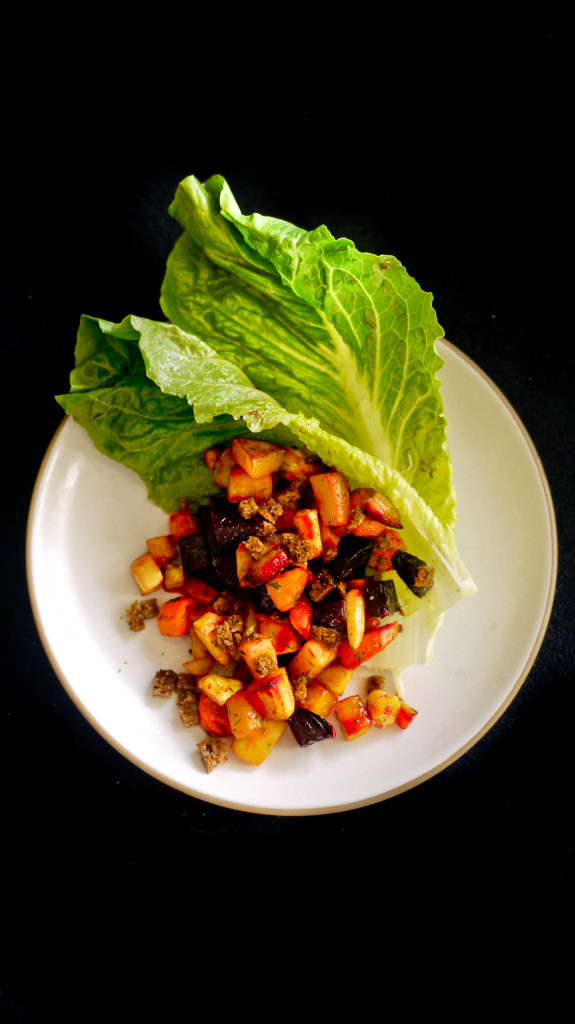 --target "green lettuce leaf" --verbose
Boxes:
[57,313,475,667]
[160,174,456,529]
